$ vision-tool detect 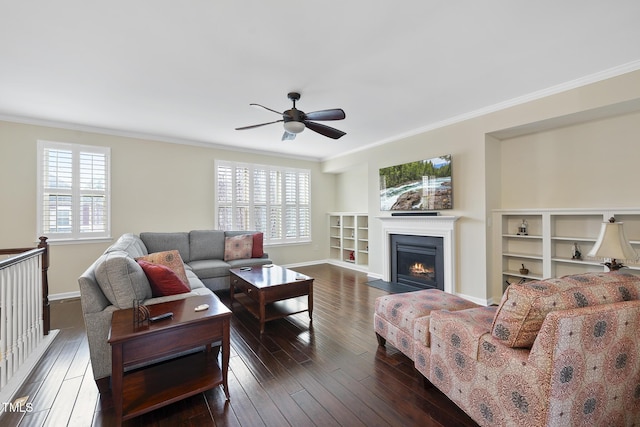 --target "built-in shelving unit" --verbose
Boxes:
[328,212,368,271]
[493,208,640,292]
